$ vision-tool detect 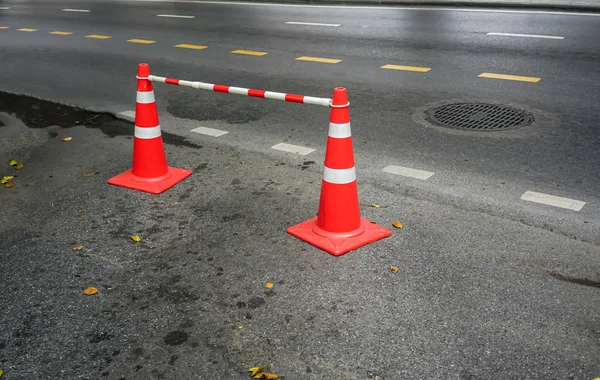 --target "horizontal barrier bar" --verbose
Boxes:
[147,75,332,107]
